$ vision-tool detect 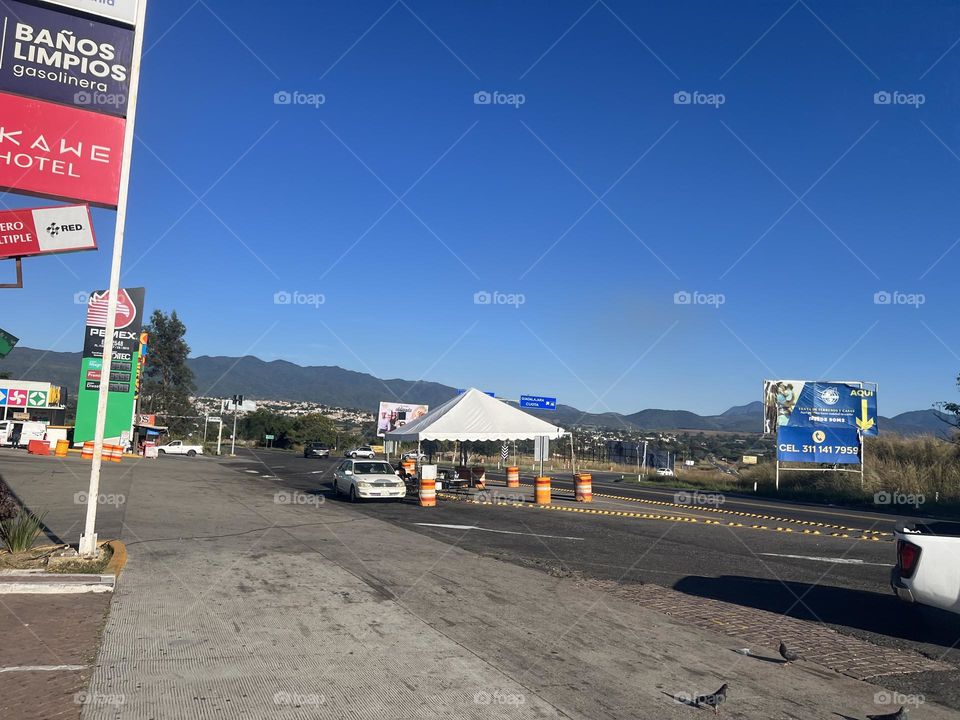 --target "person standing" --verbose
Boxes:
[11,427,22,449]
